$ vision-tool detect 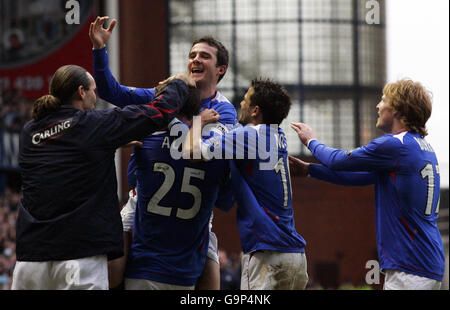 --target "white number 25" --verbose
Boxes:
[147,162,205,220]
